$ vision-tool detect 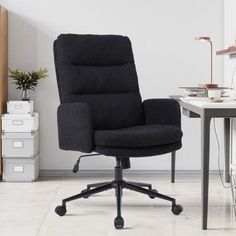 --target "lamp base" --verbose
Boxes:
[199,83,218,89]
